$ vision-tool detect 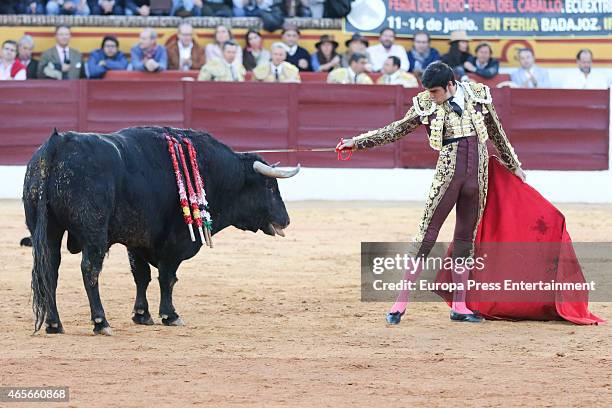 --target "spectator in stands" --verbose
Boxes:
[367,28,408,72]
[463,42,499,79]
[201,0,232,16]
[38,25,83,79]
[205,24,243,69]
[282,24,311,72]
[131,28,167,72]
[510,48,550,89]
[377,56,418,88]
[90,0,125,15]
[167,22,205,71]
[171,0,202,16]
[341,33,371,70]
[17,35,38,79]
[327,53,372,85]
[295,0,325,18]
[311,34,340,73]
[86,36,128,78]
[198,41,246,81]
[563,49,609,90]
[46,0,91,15]
[0,40,27,81]
[0,1,18,14]
[233,1,284,32]
[125,0,150,15]
[17,1,45,14]
[233,0,269,16]
[441,30,472,80]
[243,29,270,72]
[253,42,300,83]
[407,31,440,76]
